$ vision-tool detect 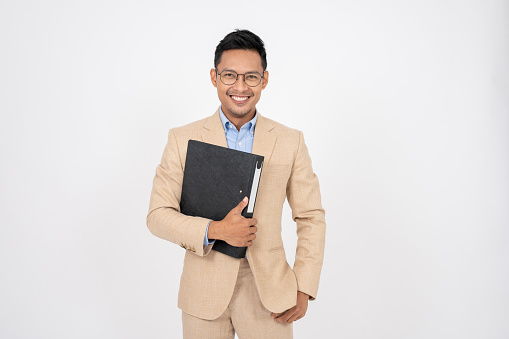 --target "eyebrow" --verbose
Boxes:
[220,68,262,74]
